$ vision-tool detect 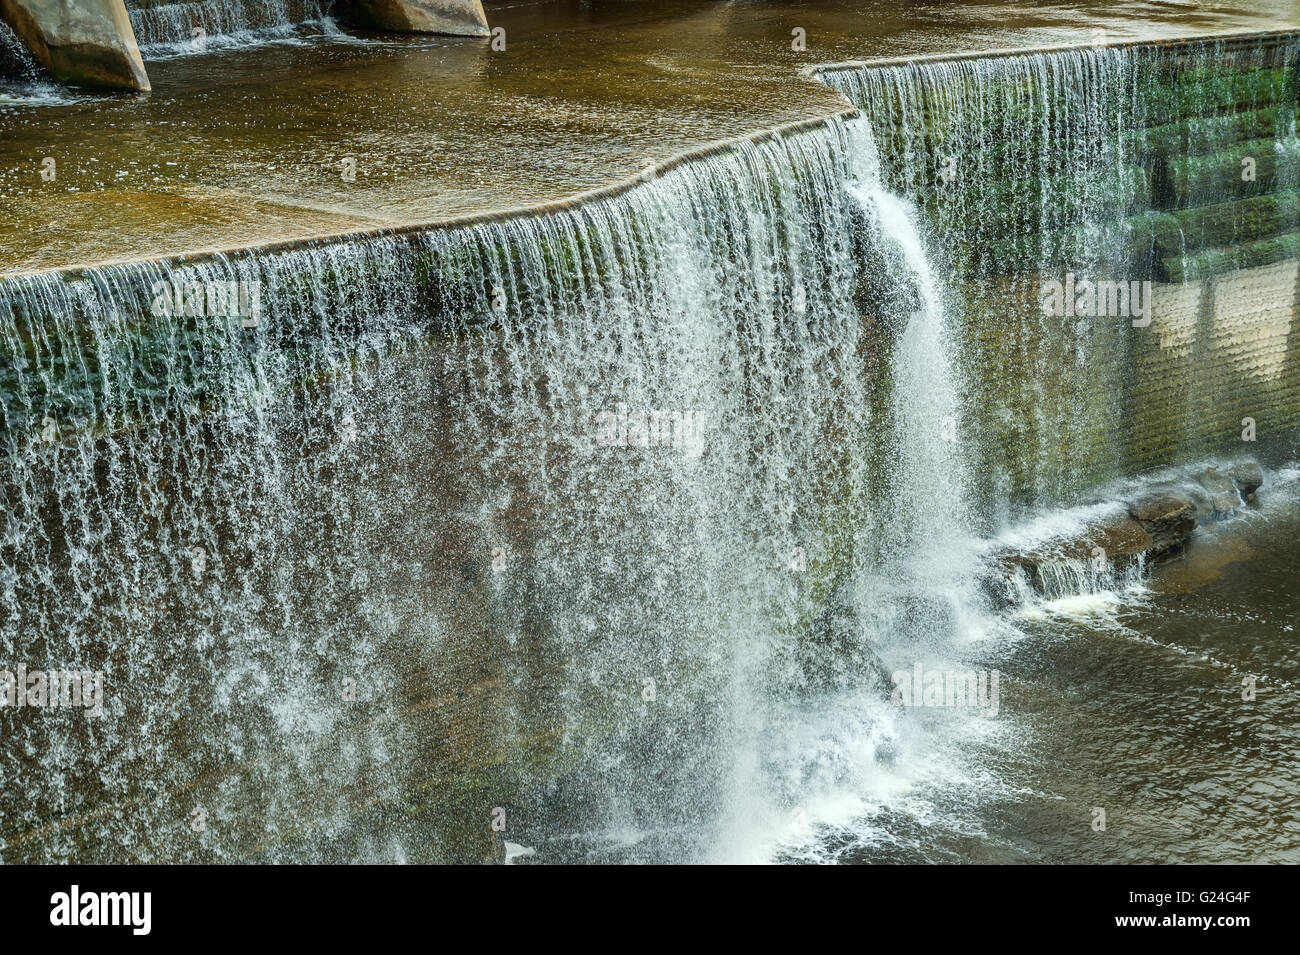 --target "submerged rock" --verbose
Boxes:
[1172,480,1217,521]
[1195,467,1241,515]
